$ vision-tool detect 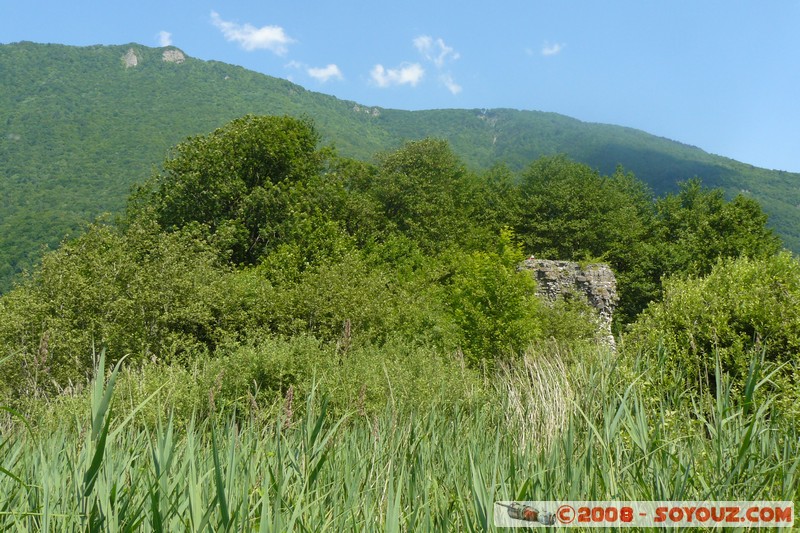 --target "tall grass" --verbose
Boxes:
[496,343,573,451]
[0,346,796,530]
